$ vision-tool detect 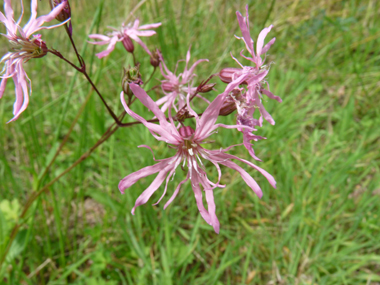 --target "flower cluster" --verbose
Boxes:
[0,1,282,234]
[114,6,282,233]
[219,5,282,160]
